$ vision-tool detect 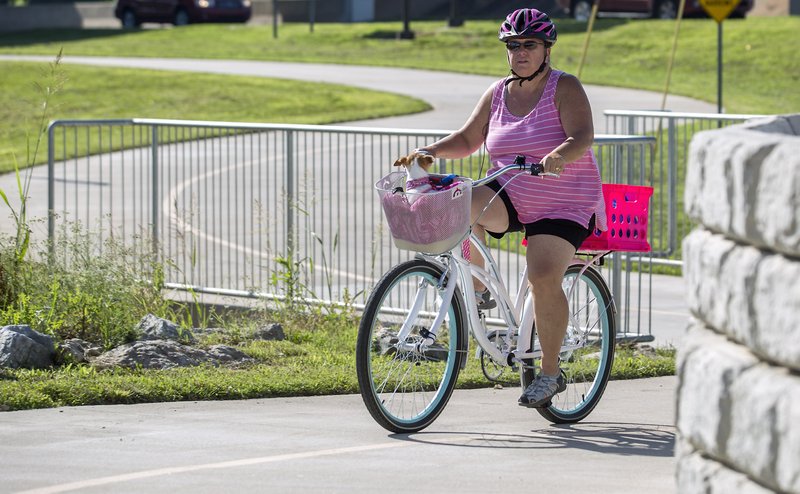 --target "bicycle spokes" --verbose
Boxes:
[356,259,466,433]
[524,264,616,424]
